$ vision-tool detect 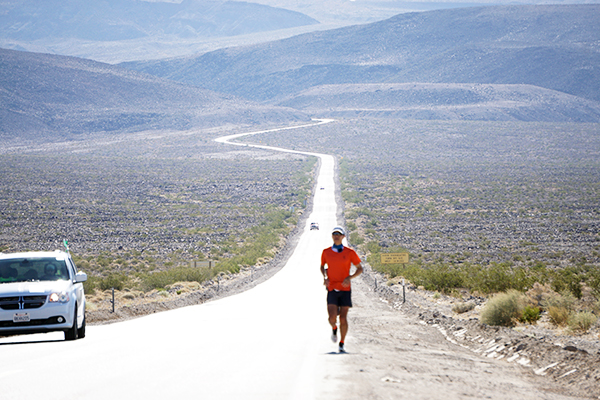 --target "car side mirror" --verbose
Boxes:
[75,271,87,283]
